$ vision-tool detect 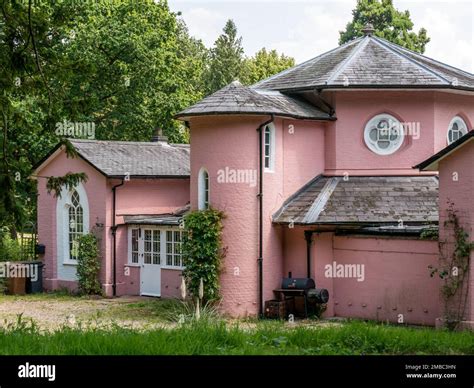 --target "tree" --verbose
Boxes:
[339,0,430,53]
[240,48,295,85]
[204,19,244,95]
[0,0,207,231]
